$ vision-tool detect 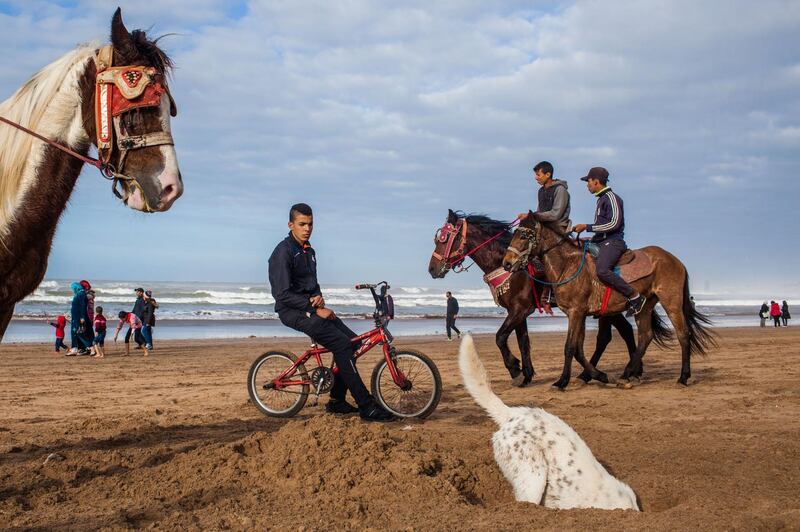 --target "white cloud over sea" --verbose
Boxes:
[0,1,798,293]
